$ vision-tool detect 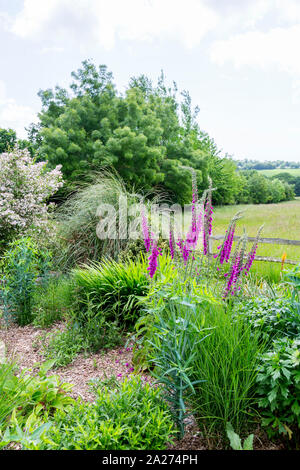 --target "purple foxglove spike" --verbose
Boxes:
[147,240,161,278]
